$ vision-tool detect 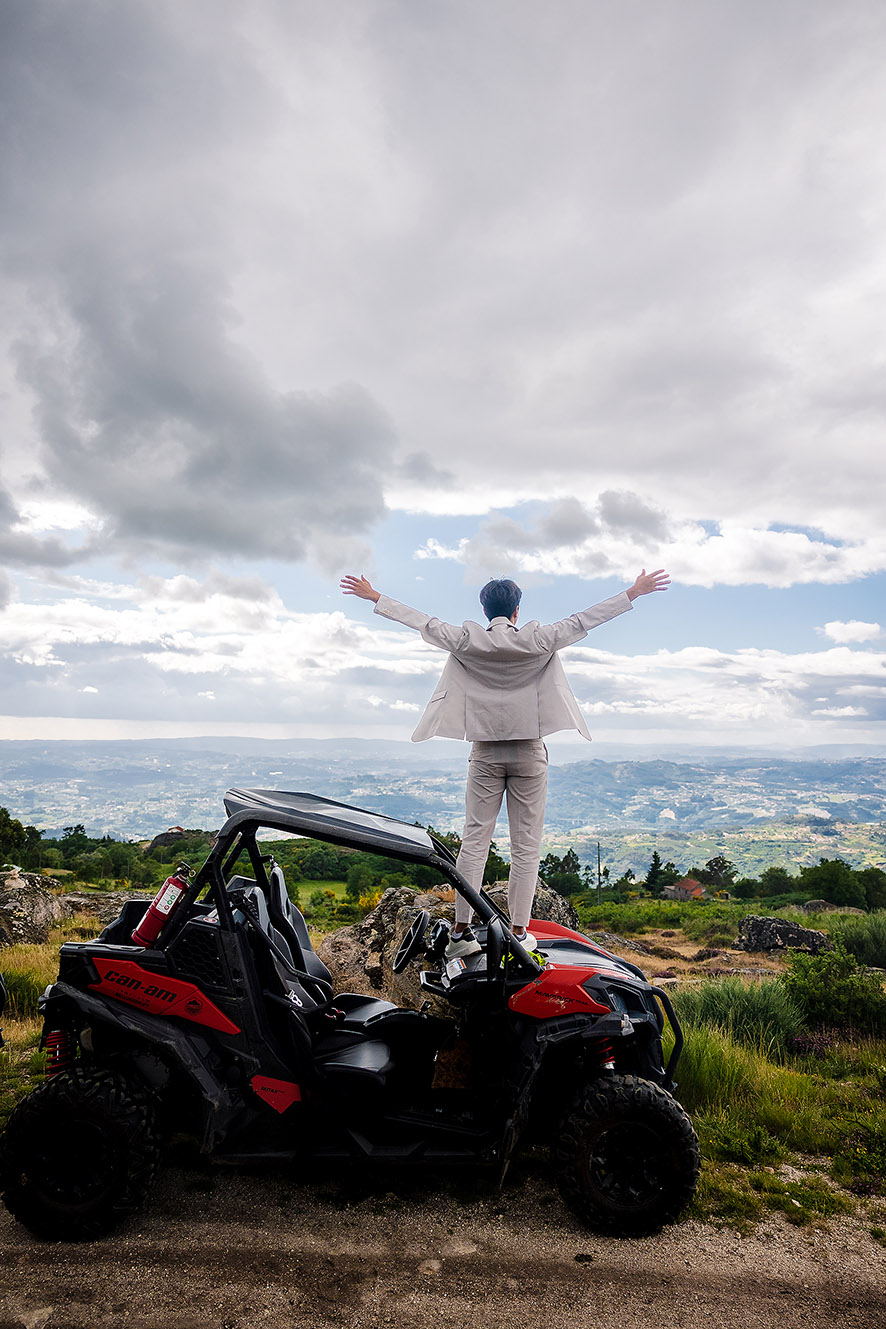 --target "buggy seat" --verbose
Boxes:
[263,865,400,1029]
